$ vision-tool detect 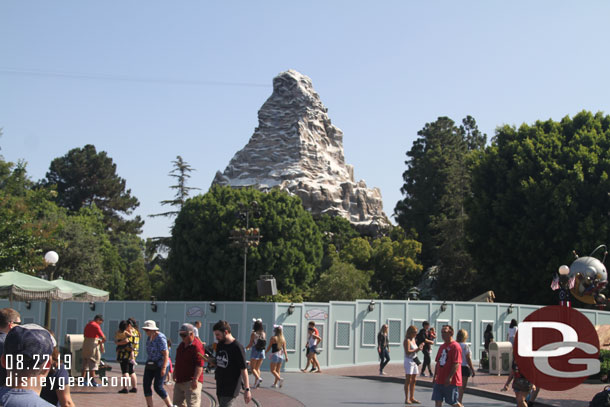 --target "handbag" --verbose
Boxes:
[413,356,422,366]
